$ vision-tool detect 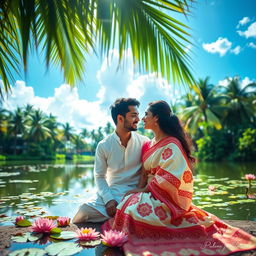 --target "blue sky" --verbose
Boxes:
[2,0,256,131]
